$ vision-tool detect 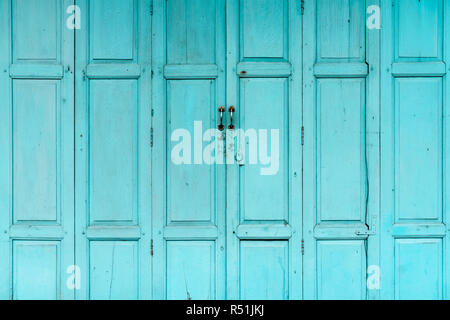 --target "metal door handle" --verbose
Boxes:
[218,106,225,131]
[228,106,235,130]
